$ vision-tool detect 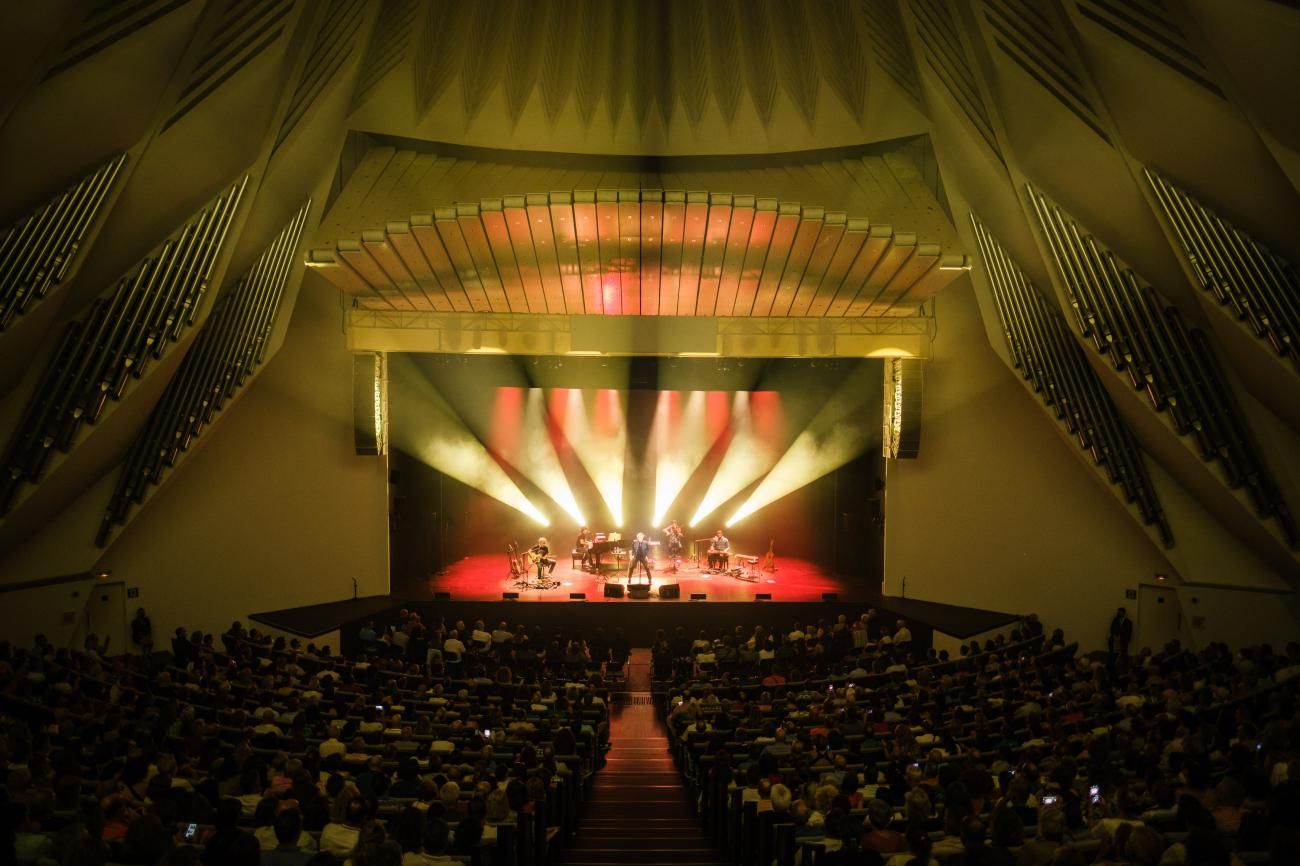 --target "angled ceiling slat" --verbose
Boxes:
[752,204,801,316]
[866,239,936,315]
[898,253,970,310]
[659,191,687,316]
[771,208,823,316]
[733,201,778,317]
[434,210,492,312]
[361,230,426,309]
[847,230,913,316]
[715,195,755,317]
[639,191,664,316]
[545,193,583,314]
[385,221,450,311]
[503,196,548,314]
[790,214,847,316]
[572,191,602,314]
[594,190,621,315]
[830,225,892,316]
[696,194,734,316]
[807,218,868,317]
[460,203,516,313]
[617,191,642,315]
[411,213,472,312]
[524,194,566,315]
[480,201,533,313]
[677,192,710,317]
